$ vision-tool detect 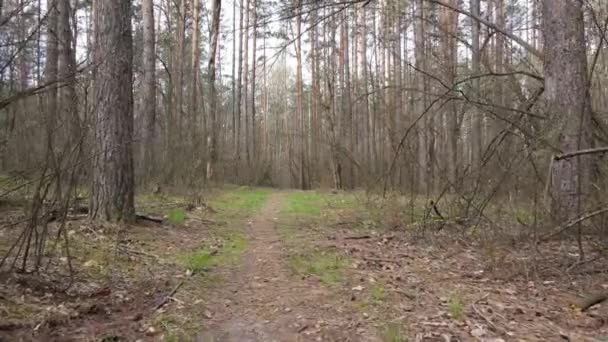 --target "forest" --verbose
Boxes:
[1,0,608,340]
